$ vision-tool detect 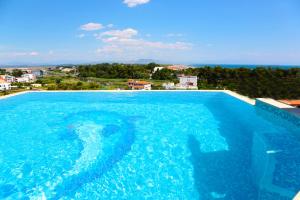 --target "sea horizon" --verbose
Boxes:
[1,63,300,69]
[191,63,300,69]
